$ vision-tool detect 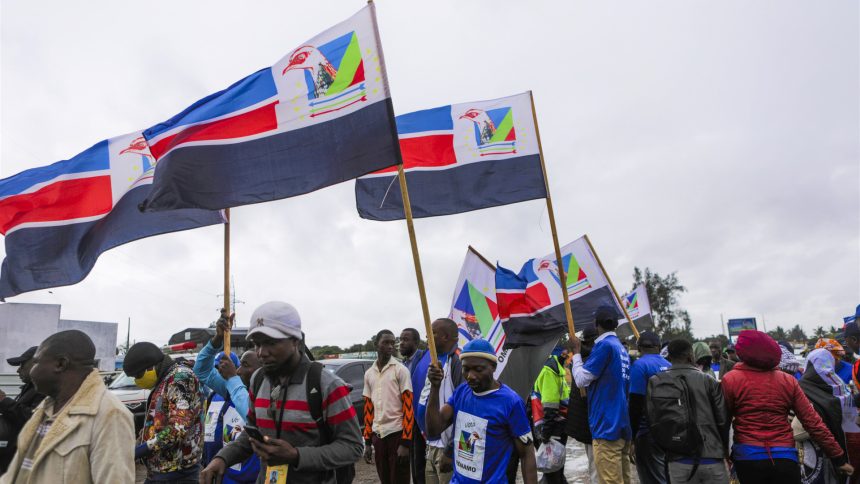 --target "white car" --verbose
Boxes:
[107,372,150,432]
